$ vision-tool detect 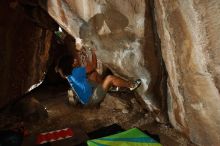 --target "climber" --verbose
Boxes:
[55,48,141,105]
